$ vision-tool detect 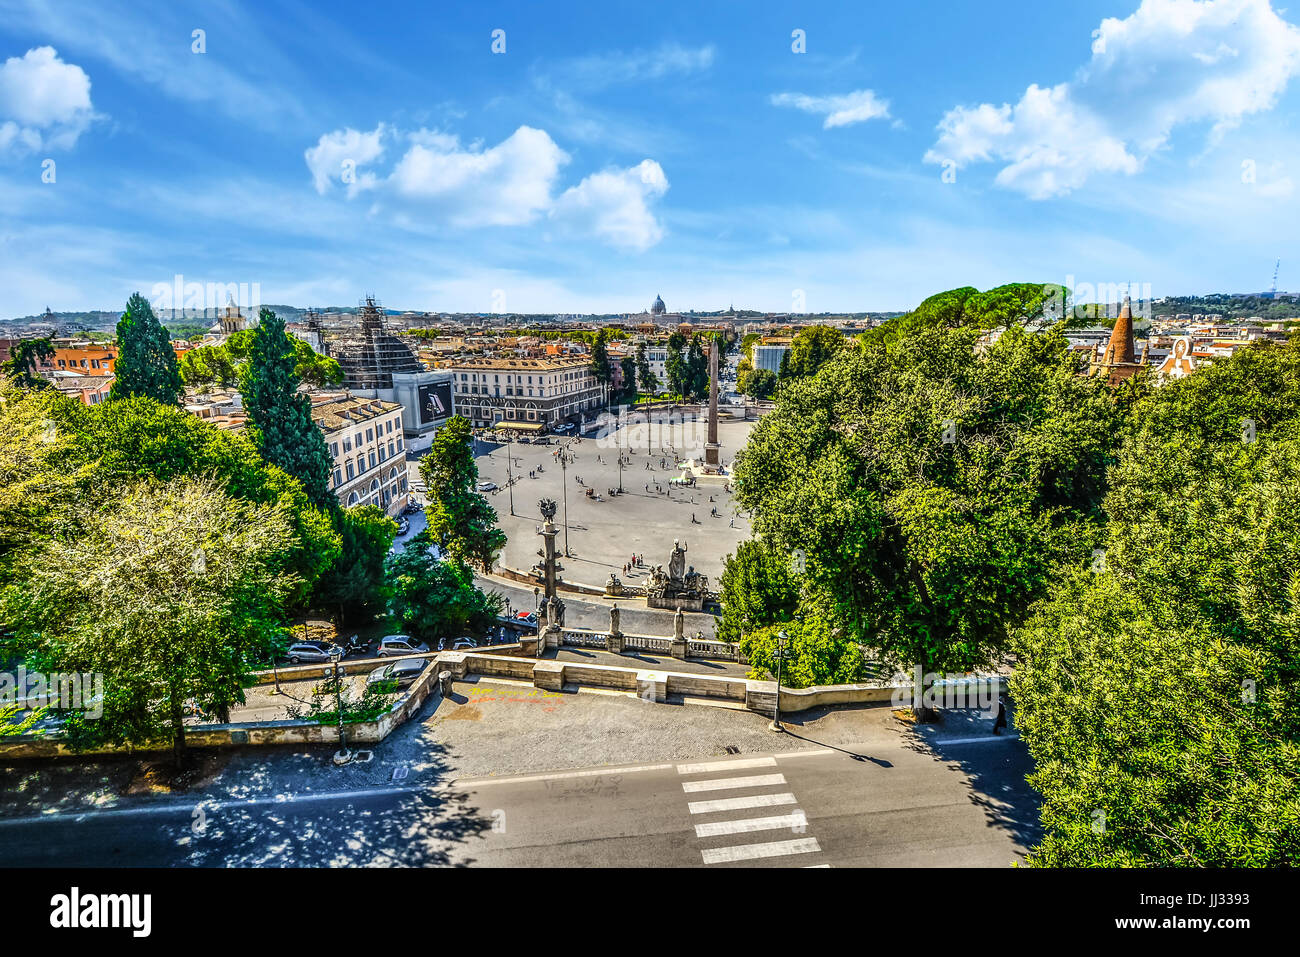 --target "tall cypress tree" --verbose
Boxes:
[241,308,335,511]
[109,292,184,404]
